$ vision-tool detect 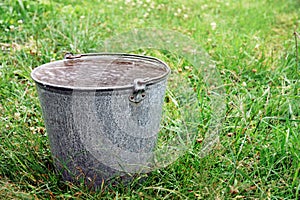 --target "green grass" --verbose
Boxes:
[0,0,299,199]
